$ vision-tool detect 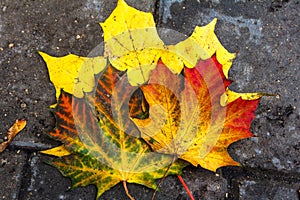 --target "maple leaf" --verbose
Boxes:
[100,0,236,86]
[132,56,262,172]
[42,65,187,199]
